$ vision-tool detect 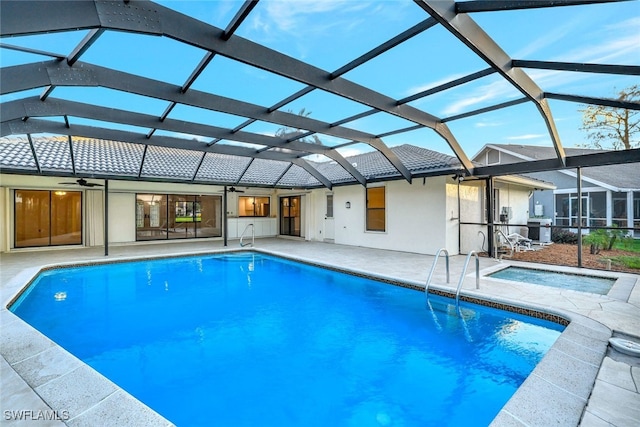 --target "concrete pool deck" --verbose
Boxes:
[1,238,639,426]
